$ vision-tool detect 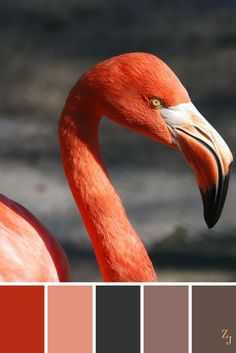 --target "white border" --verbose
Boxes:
[140,284,144,353]
[188,284,192,353]
[92,285,96,353]
[44,284,48,353]
[0,281,235,286]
